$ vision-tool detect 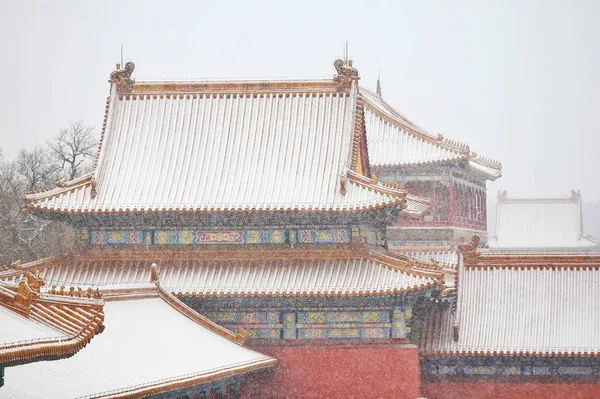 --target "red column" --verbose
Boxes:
[431,181,437,218]
[457,184,464,224]
[449,181,455,225]
[482,189,488,230]
[468,187,474,223]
